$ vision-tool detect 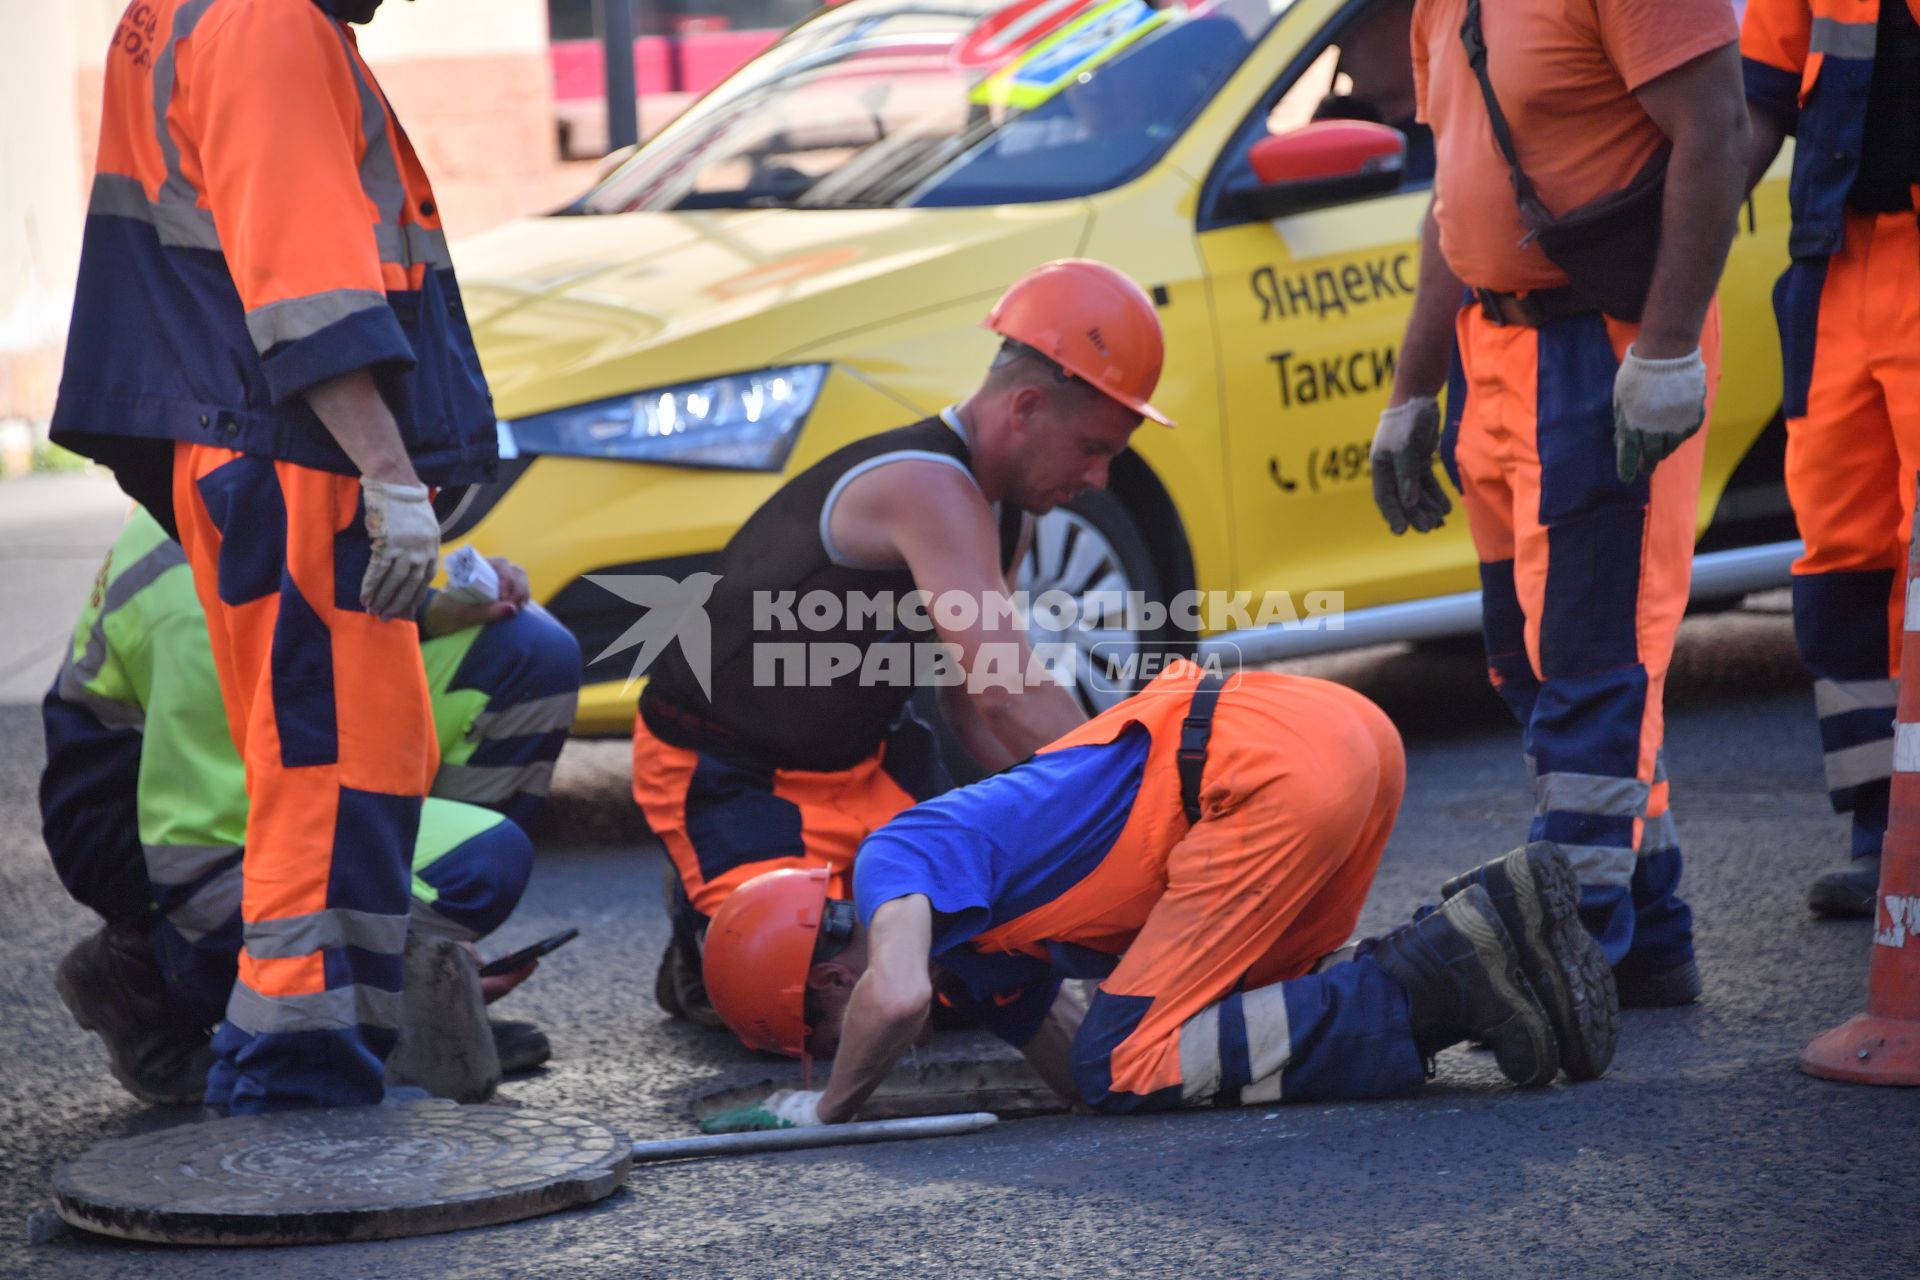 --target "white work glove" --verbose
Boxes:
[698,1088,826,1134]
[1612,346,1707,483]
[360,478,440,621]
[1369,396,1452,535]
